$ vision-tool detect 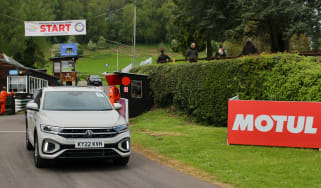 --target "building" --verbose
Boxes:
[0,54,58,111]
[49,56,78,86]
